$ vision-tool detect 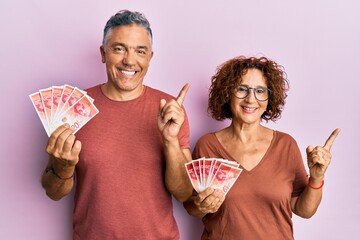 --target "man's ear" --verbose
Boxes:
[100,46,106,63]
